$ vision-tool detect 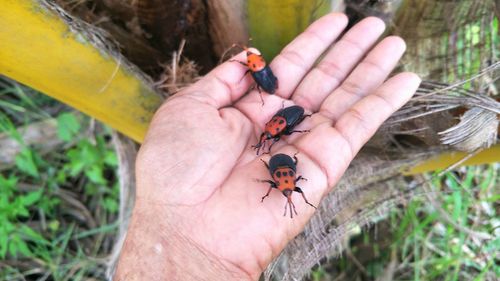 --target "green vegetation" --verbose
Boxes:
[311,165,499,281]
[0,77,119,280]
